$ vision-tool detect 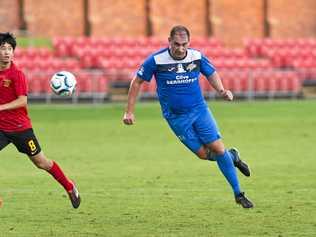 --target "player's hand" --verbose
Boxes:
[123,112,135,125]
[220,89,233,101]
